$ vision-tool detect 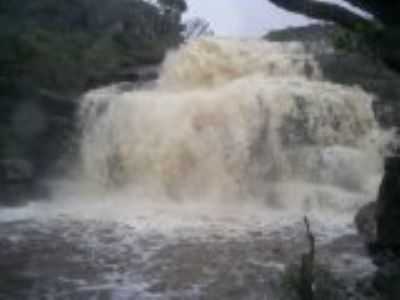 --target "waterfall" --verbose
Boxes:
[78,37,387,213]
[0,37,387,300]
